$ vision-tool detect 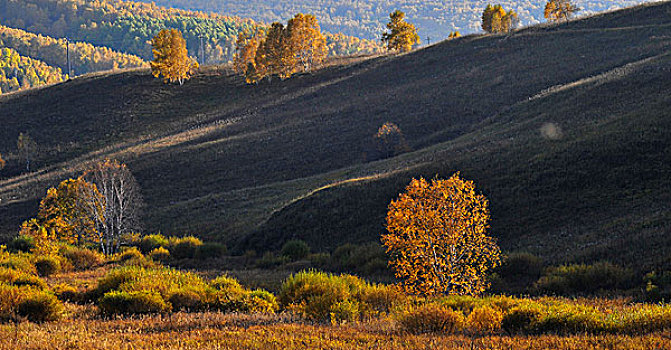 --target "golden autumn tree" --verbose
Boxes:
[233,28,265,78]
[0,153,5,171]
[20,177,105,254]
[382,10,420,53]
[482,4,518,34]
[381,174,501,296]
[545,0,580,23]
[150,29,198,85]
[448,31,462,39]
[287,13,327,72]
[254,22,295,81]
